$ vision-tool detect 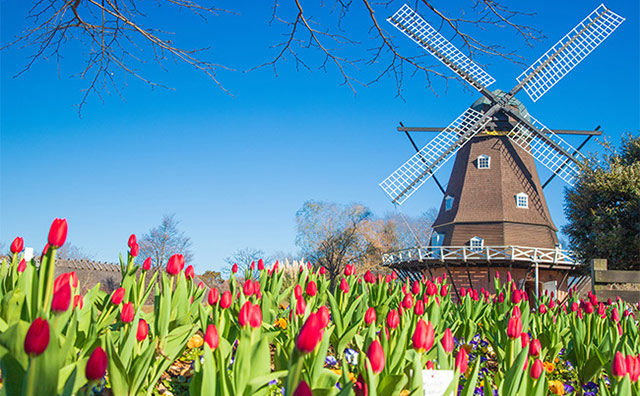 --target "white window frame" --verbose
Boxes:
[469,236,484,252]
[516,192,529,208]
[477,154,491,169]
[444,195,454,211]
